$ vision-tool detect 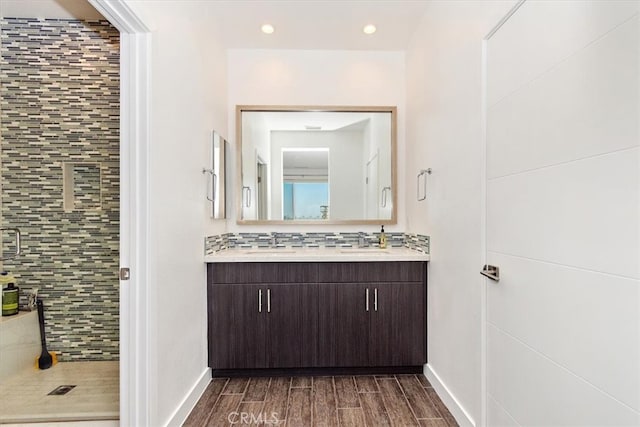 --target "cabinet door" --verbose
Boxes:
[318,283,371,367]
[369,282,426,366]
[208,284,267,369]
[264,284,318,368]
